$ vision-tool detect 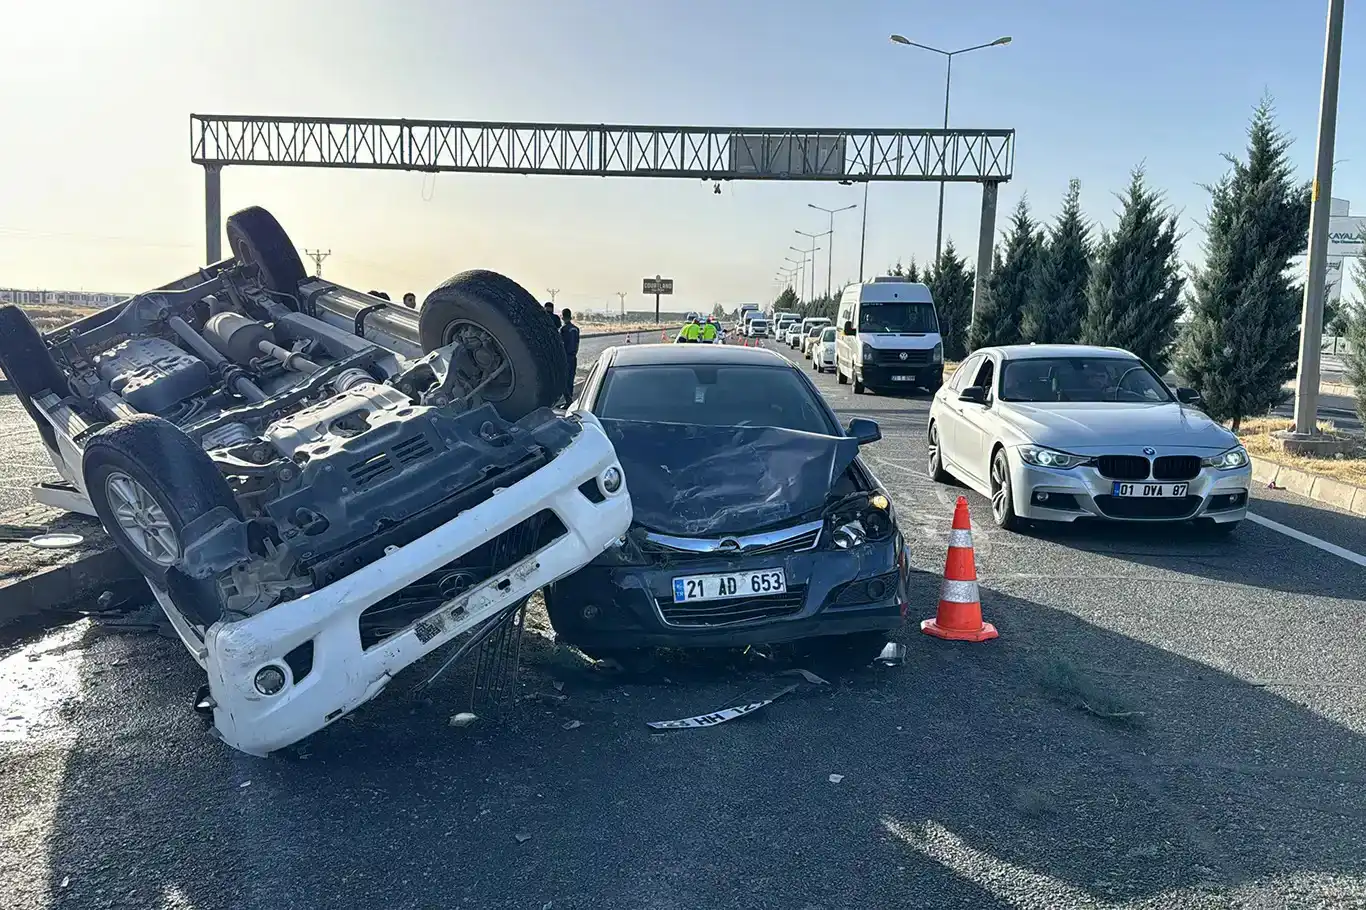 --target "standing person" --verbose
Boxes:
[701,317,718,343]
[544,302,561,329]
[559,308,580,407]
[402,292,417,308]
